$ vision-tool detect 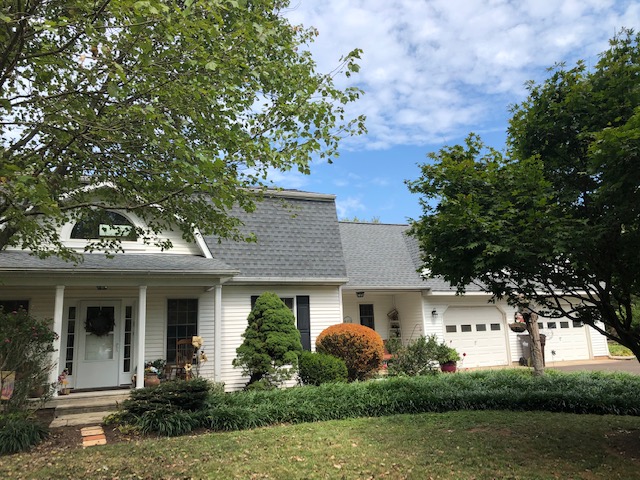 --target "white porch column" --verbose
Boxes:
[214,284,222,382]
[135,286,148,389]
[49,285,65,393]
